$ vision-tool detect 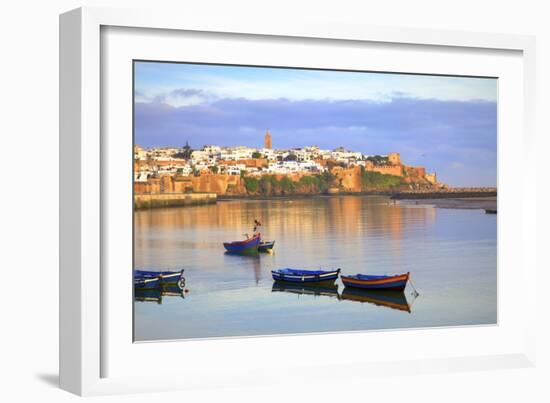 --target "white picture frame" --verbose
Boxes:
[60,6,537,396]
